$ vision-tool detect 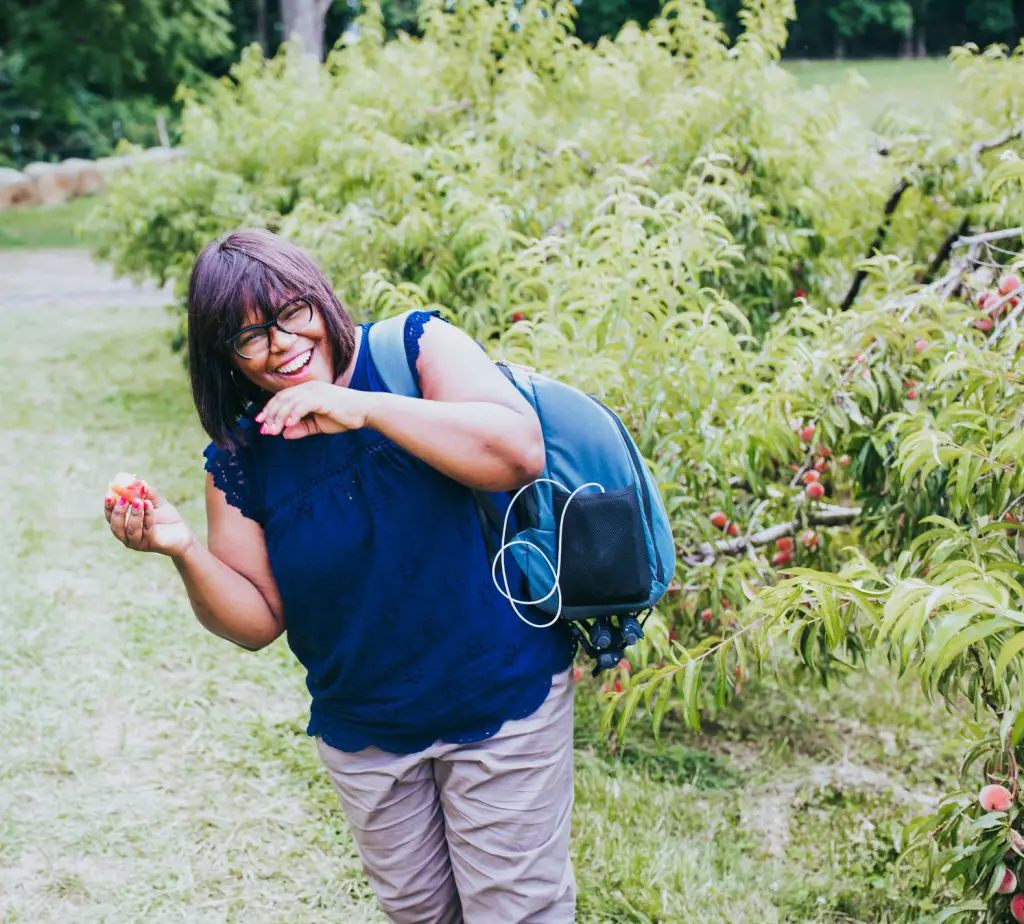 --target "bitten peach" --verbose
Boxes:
[108,471,148,504]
